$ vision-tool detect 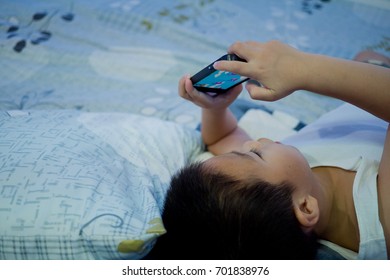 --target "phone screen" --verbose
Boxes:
[190,54,249,94]
[193,70,248,91]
